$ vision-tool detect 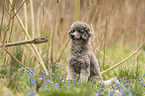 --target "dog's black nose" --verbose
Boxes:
[70,34,74,38]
